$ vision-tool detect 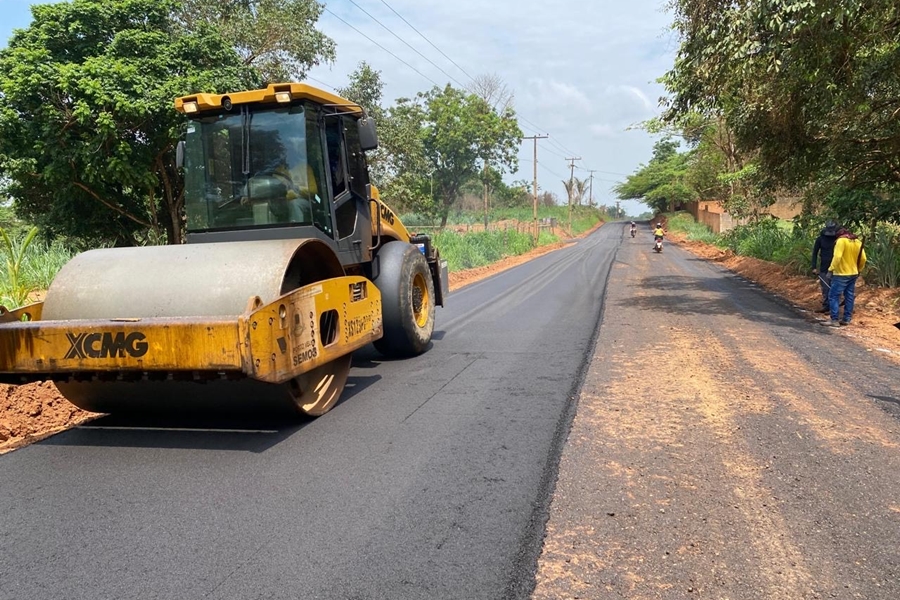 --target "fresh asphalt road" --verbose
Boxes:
[0,225,617,600]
